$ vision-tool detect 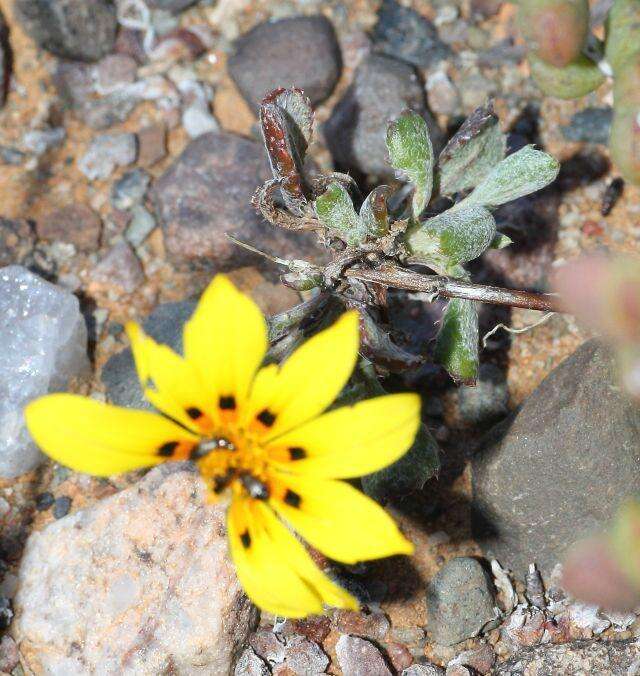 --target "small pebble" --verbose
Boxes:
[125,205,156,246]
[137,123,167,167]
[79,133,137,181]
[35,492,55,511]
[111,169,151,211]
[53,496,72,519]
[22,127,66,155]
[91,242,145,293]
